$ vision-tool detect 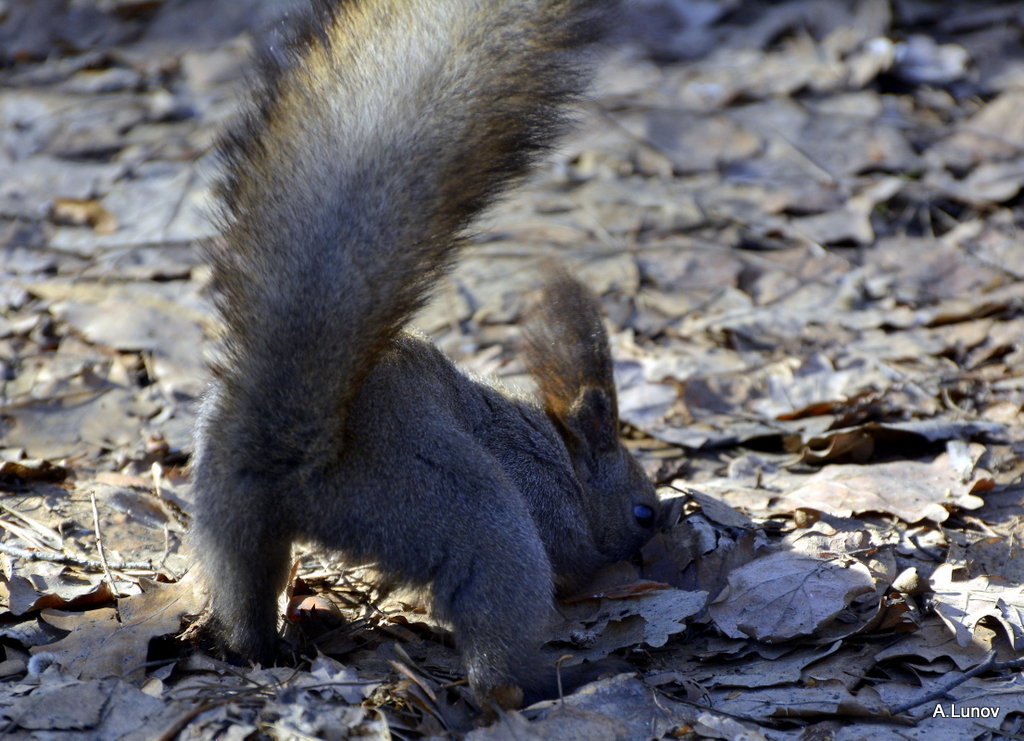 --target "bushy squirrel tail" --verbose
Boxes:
[204,0,616,452]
